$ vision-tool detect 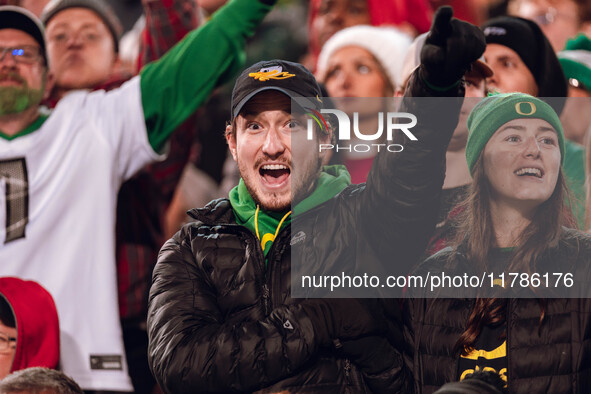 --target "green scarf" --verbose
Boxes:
[229,165,351,261]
